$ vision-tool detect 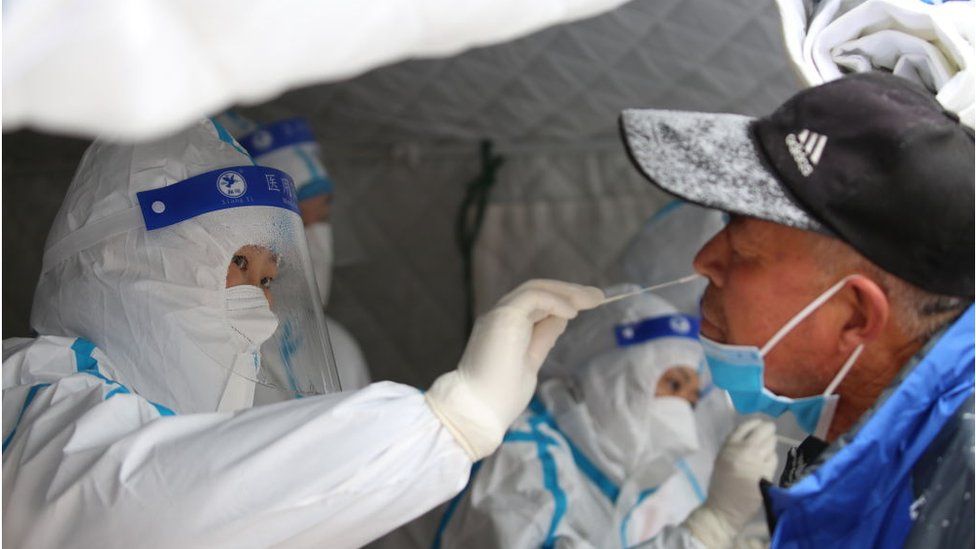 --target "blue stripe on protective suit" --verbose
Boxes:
[528,397,621,503]
[209,117,254,162]
[71,338,176,417]
[527,412,569,549]
[2,383,51,453]
[3,338,177,454]
[434,397,625,547]
[136,165,301,230]
[767,305,975,548]
[619,486,660,548]
[675,458,706,503]
[432,460,484,549]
